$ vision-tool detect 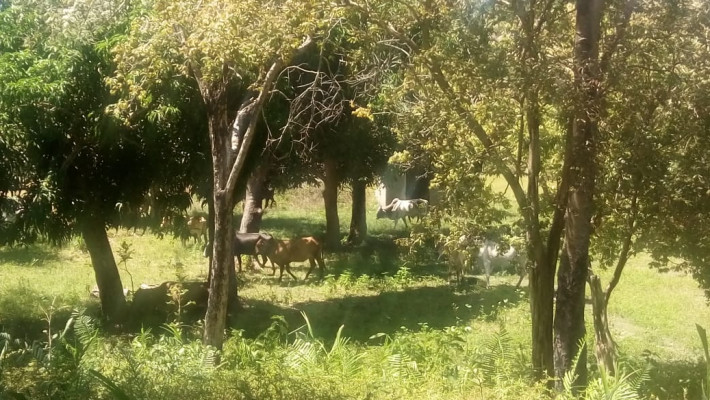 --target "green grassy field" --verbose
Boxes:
[1,185,708,399]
